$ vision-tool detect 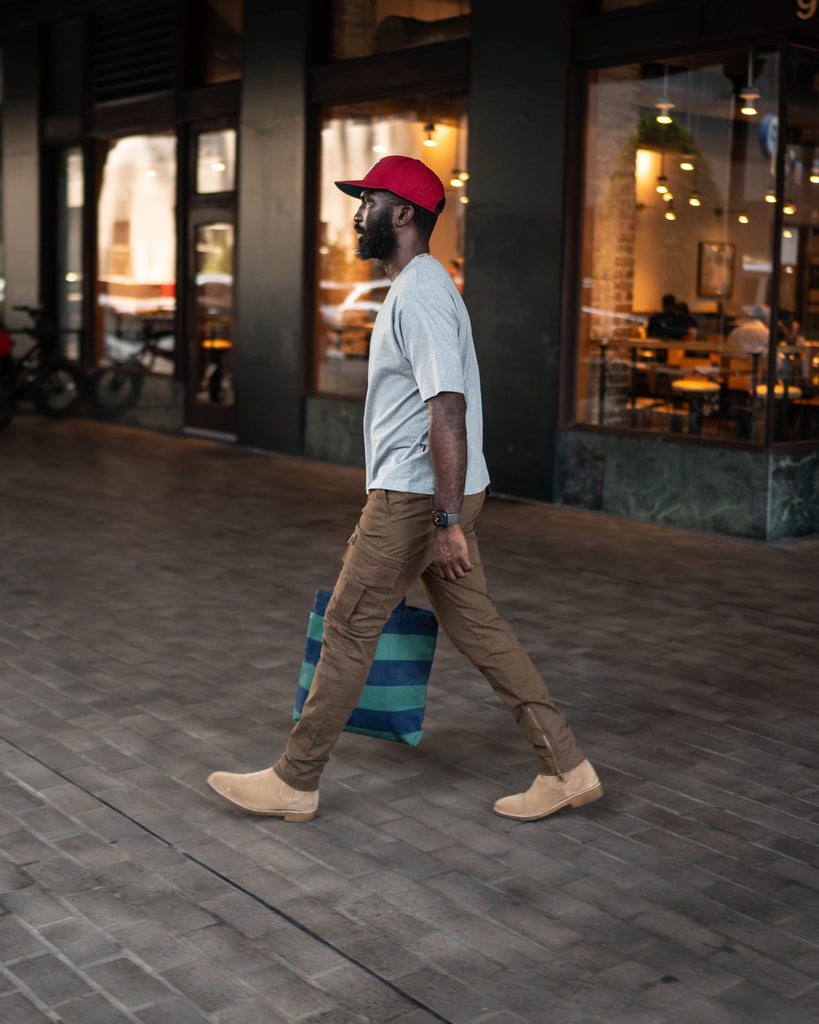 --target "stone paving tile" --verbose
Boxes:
[1,418,818,1023]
